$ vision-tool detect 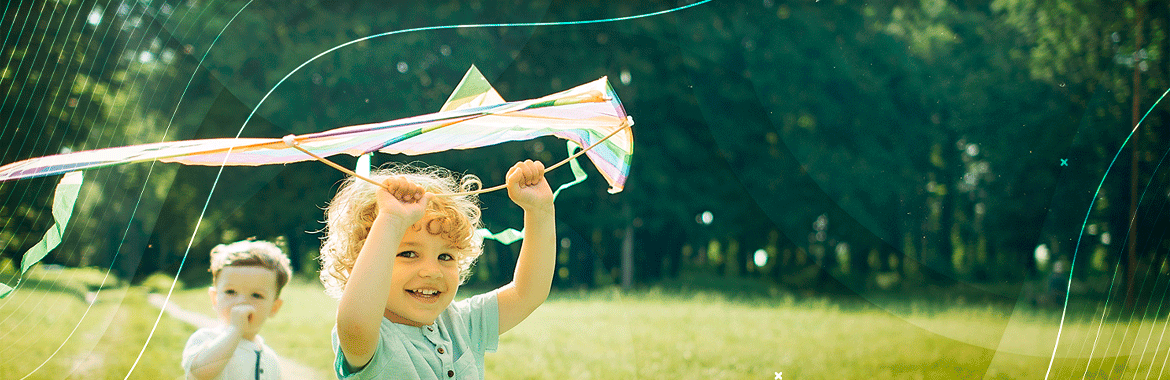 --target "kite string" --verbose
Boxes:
[281,117,632,196]
[1045,85,1170,379]
[125,1,692,378]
